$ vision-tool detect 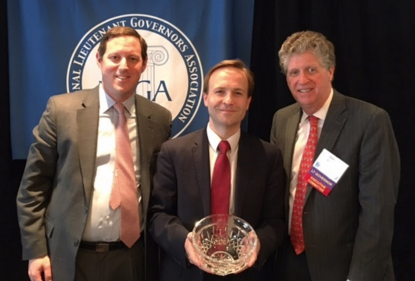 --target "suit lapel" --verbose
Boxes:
[135,96,155,218]
[192,130,212,217]
[77,89,100,205]
[233,133,251,216]
[284,107,302,179]
[282,107,302,215]
[305,91,347,200]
